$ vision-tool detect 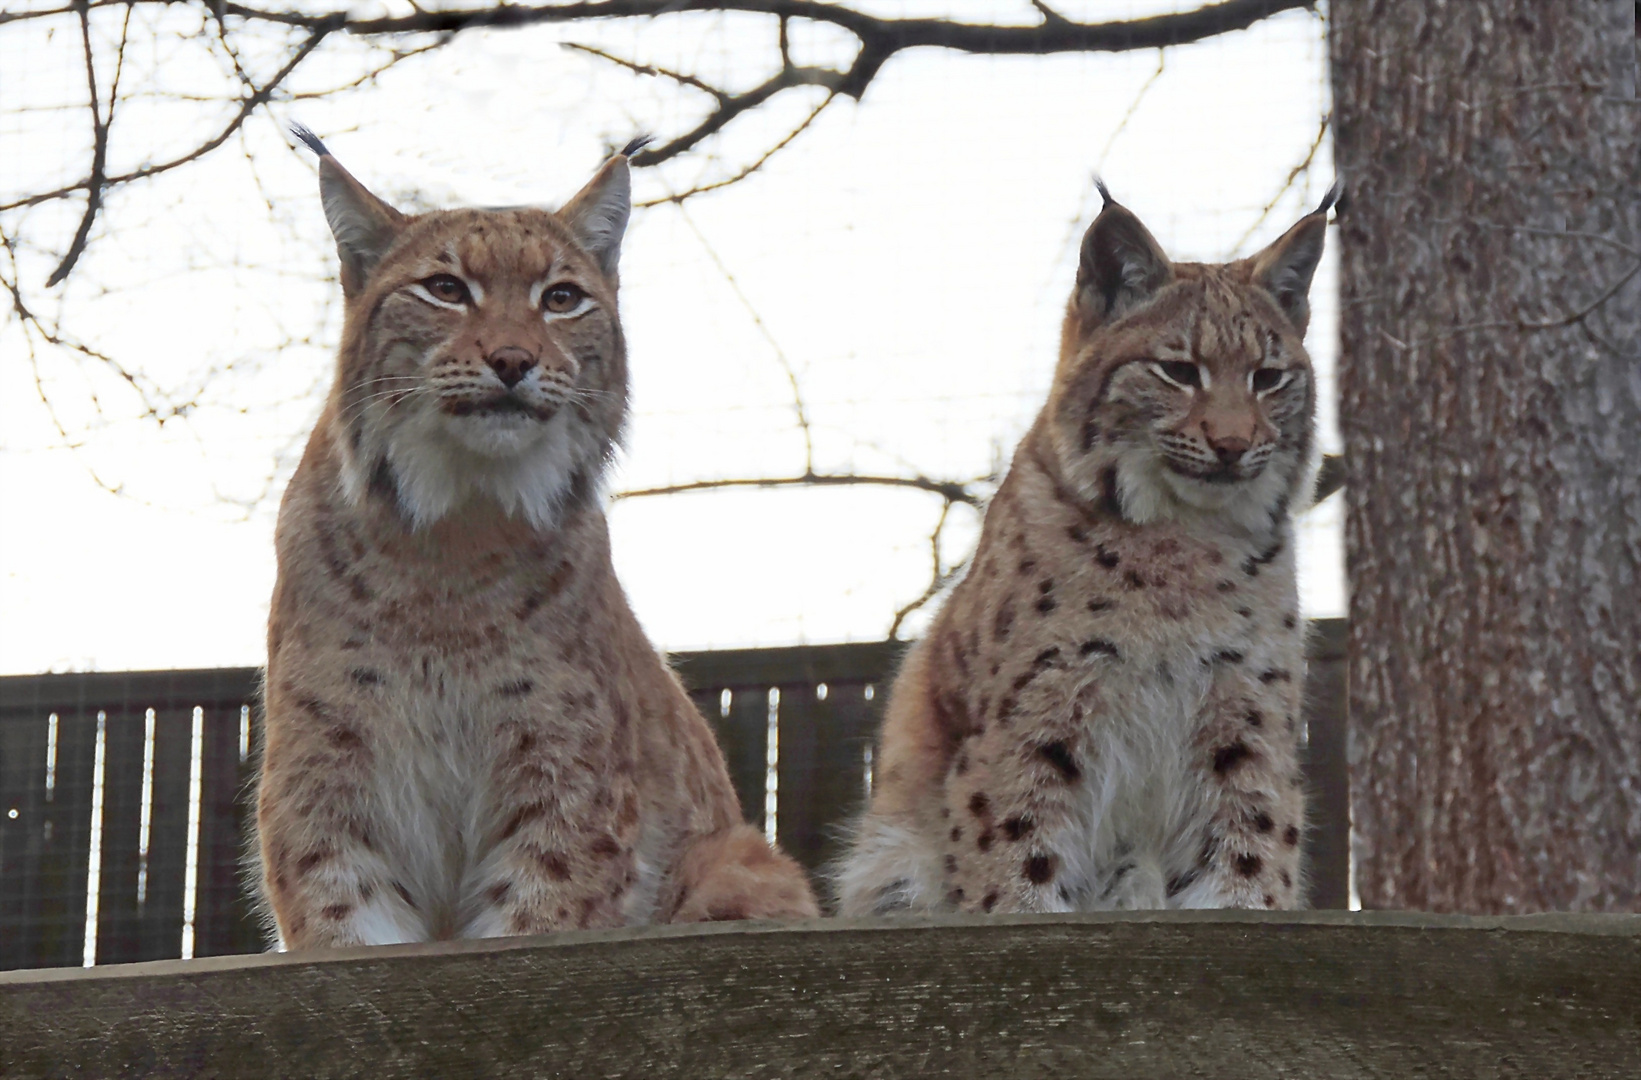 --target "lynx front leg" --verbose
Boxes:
[664,824,820,923]
[1172,682,1306,910]
[257,739,427,949]
[938,726,1091,915]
